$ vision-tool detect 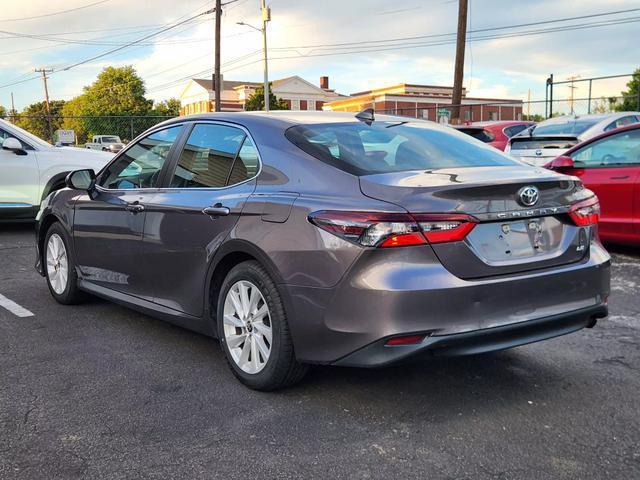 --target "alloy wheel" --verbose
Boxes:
[46,233,69,295]
[223,280,272,374]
